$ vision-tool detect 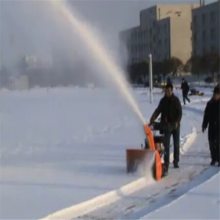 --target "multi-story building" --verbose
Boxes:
[120,3,199,65]
[120,26,148,64]
[192,1,220,57]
